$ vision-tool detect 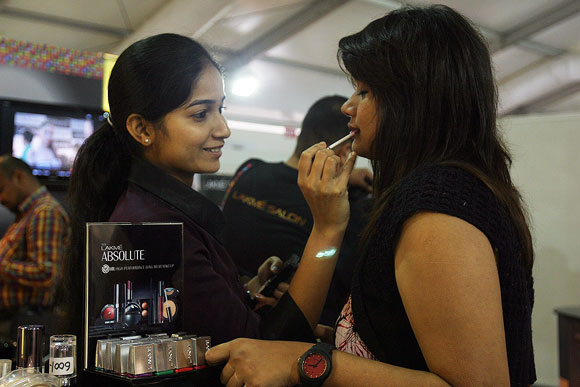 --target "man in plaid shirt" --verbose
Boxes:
[0,155,70,317]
